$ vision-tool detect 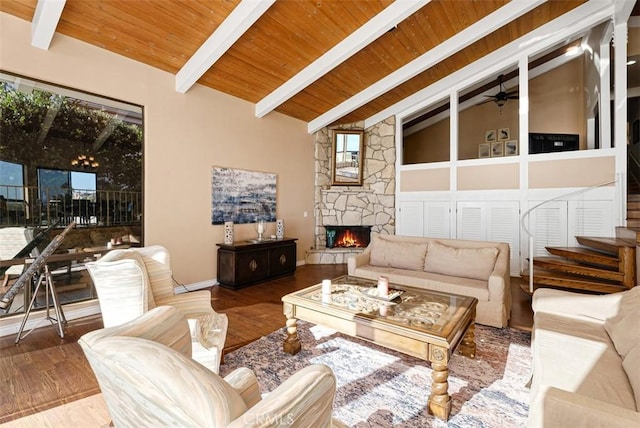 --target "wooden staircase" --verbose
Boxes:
[521,235,637,295]
[628,194,640,228]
